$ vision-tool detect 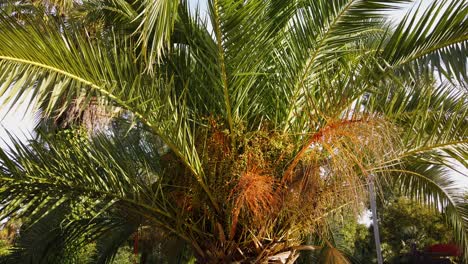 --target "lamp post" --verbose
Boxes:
[369,175,383,264]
